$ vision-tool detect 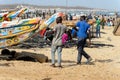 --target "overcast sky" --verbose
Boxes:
[0,0,120,10]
